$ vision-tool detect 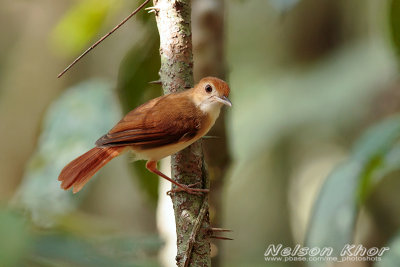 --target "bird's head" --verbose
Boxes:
[192,77,232,115]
